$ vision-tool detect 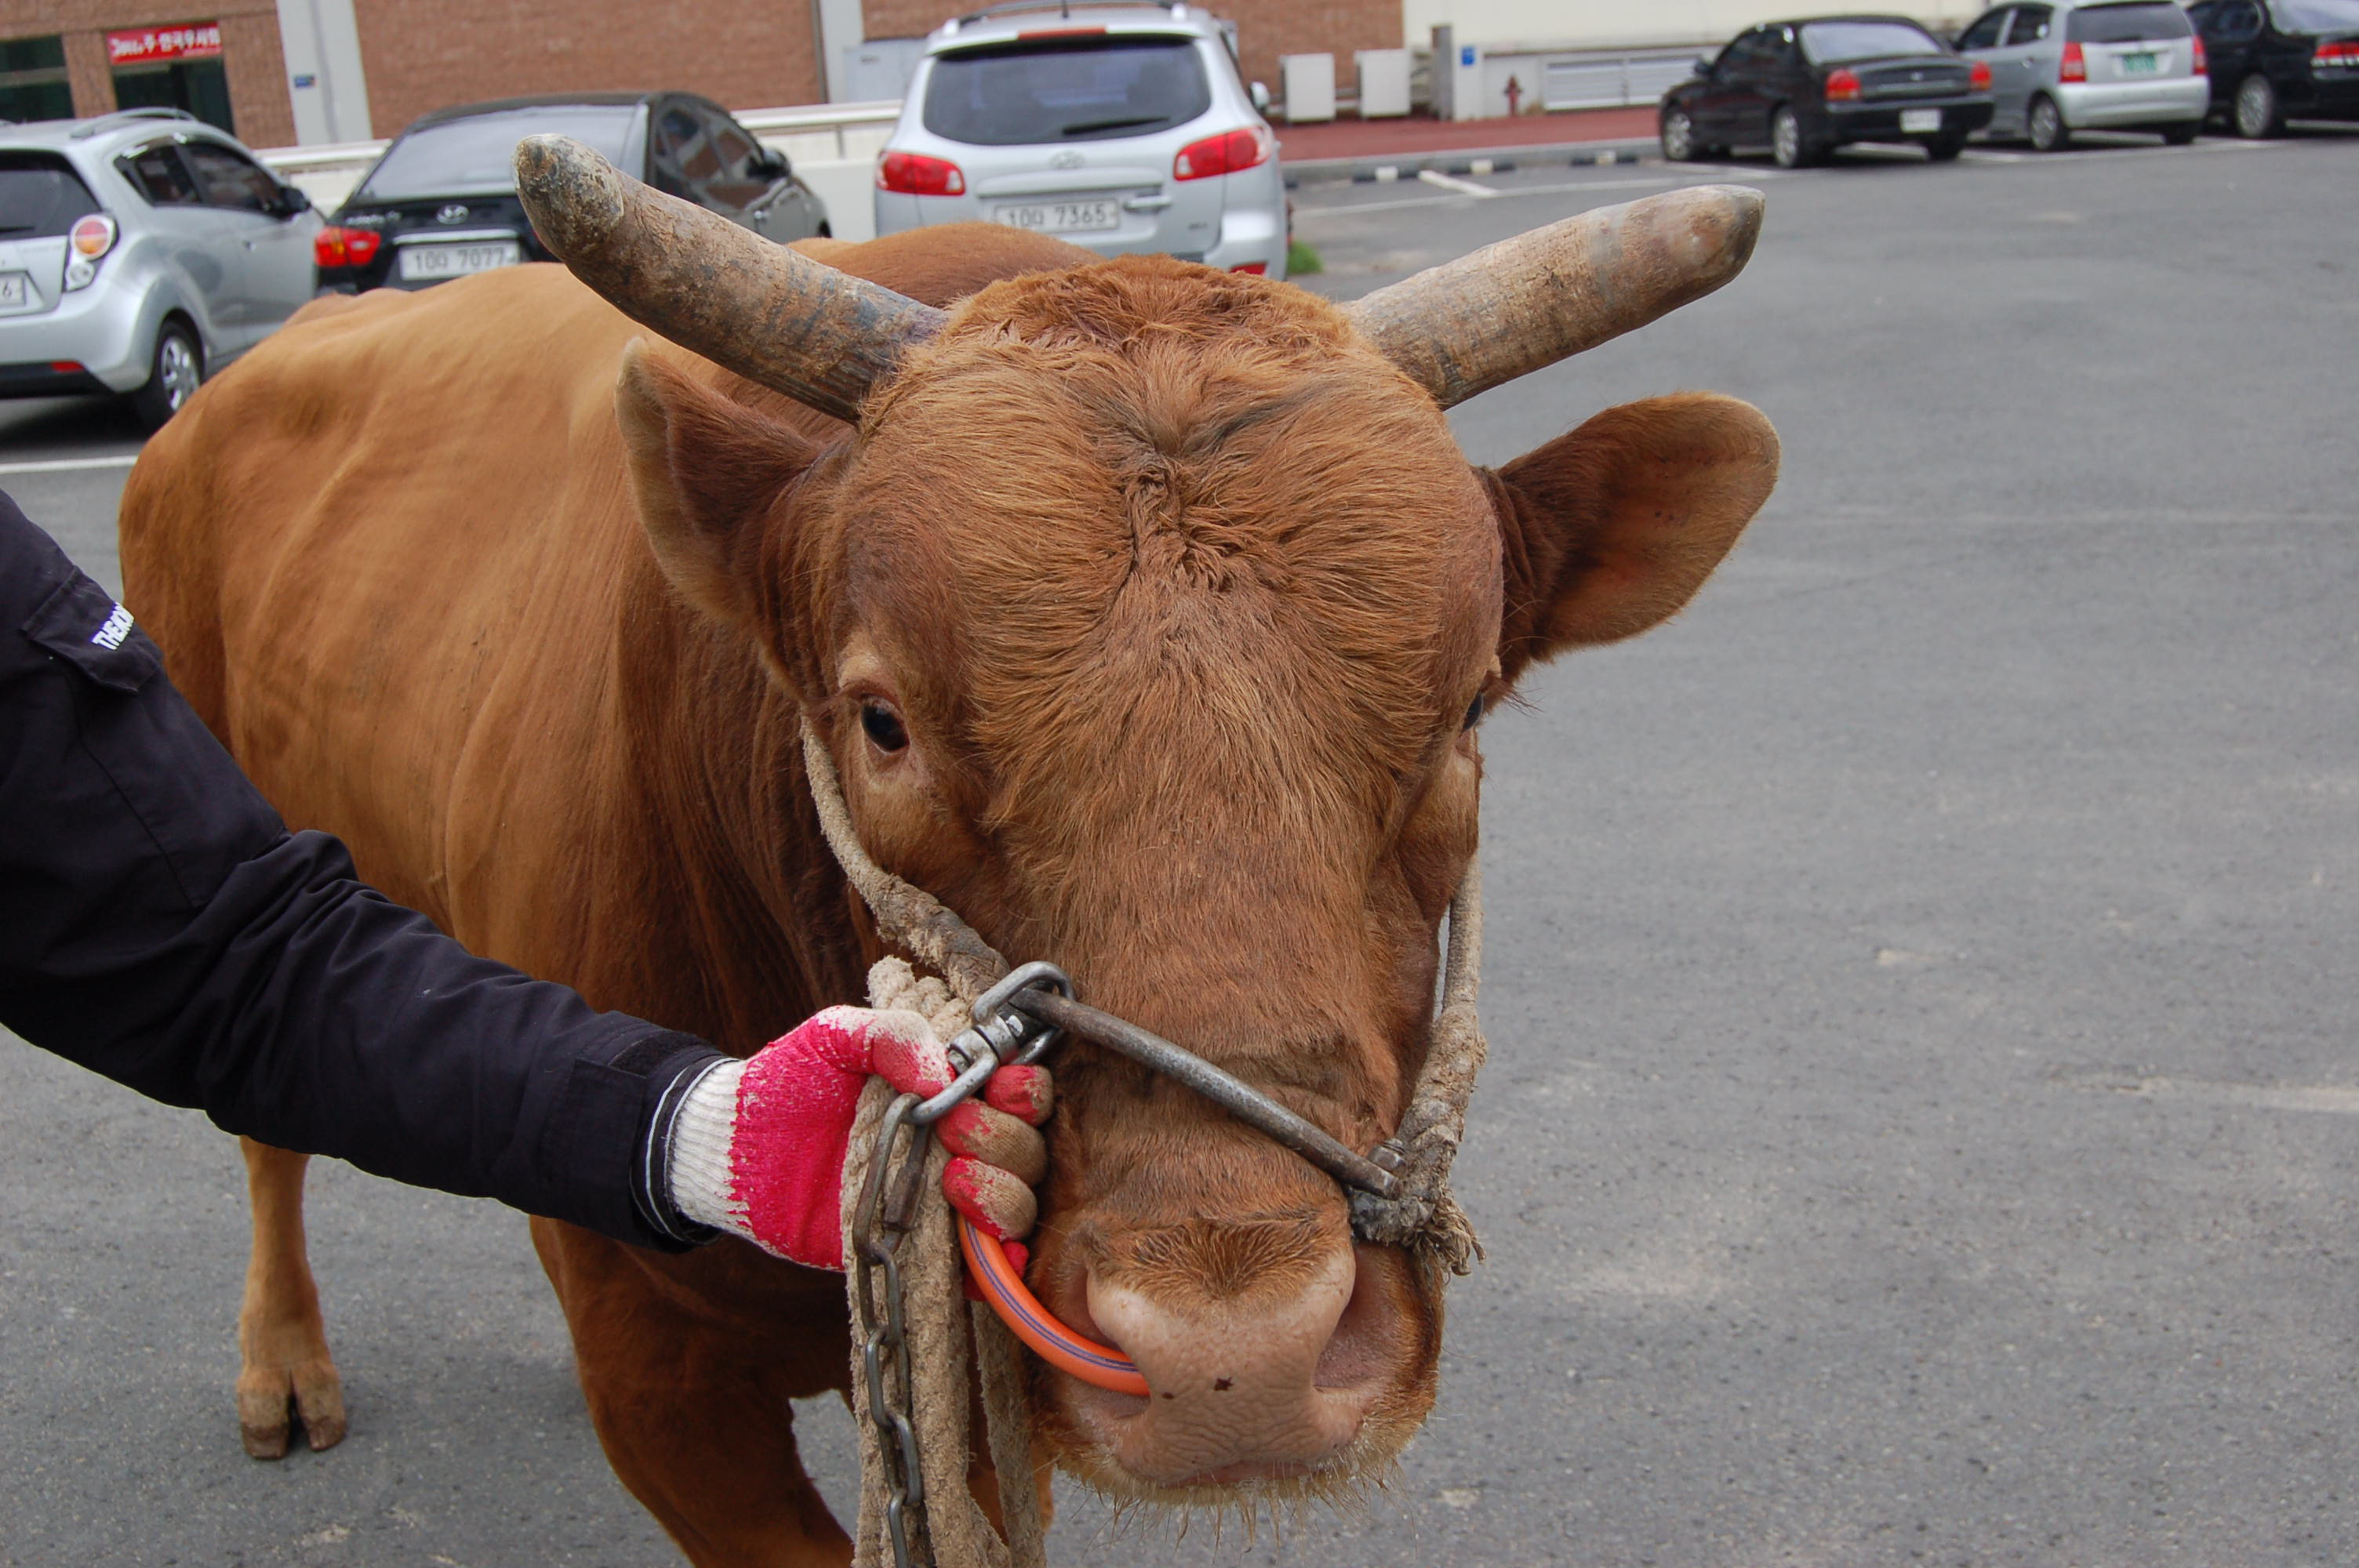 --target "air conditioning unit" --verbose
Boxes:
[1279,53,1336,123]
[1355,49,1412,118]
